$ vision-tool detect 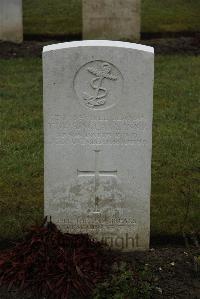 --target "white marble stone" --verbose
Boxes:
[43,40,154,251]
[0,0,23,43]
[82,0,140,41]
